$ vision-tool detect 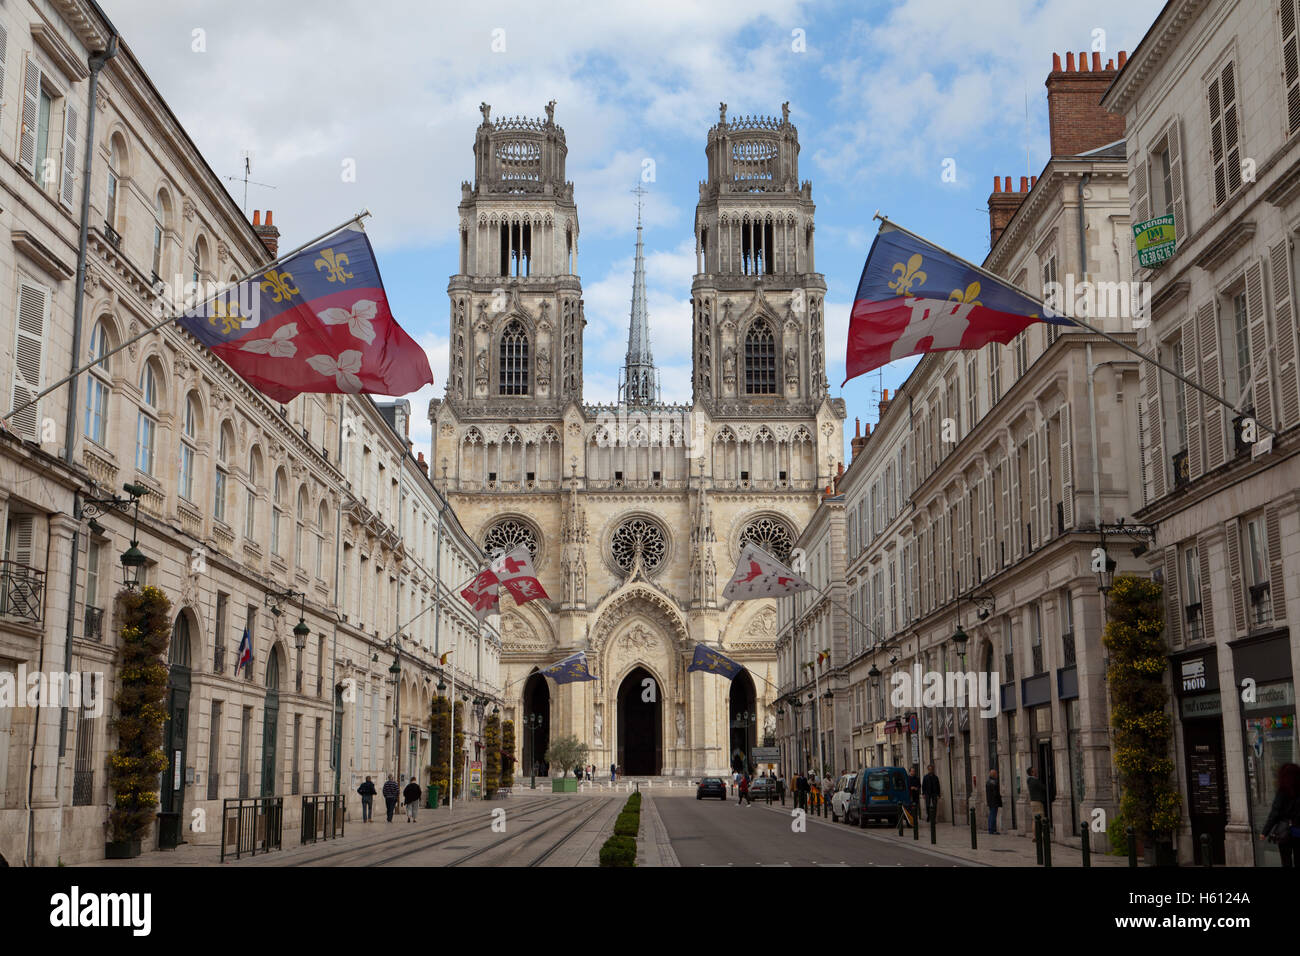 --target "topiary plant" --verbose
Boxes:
[484,712,501,795]
[501,719,516,789]
[1102,573,1182,848]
